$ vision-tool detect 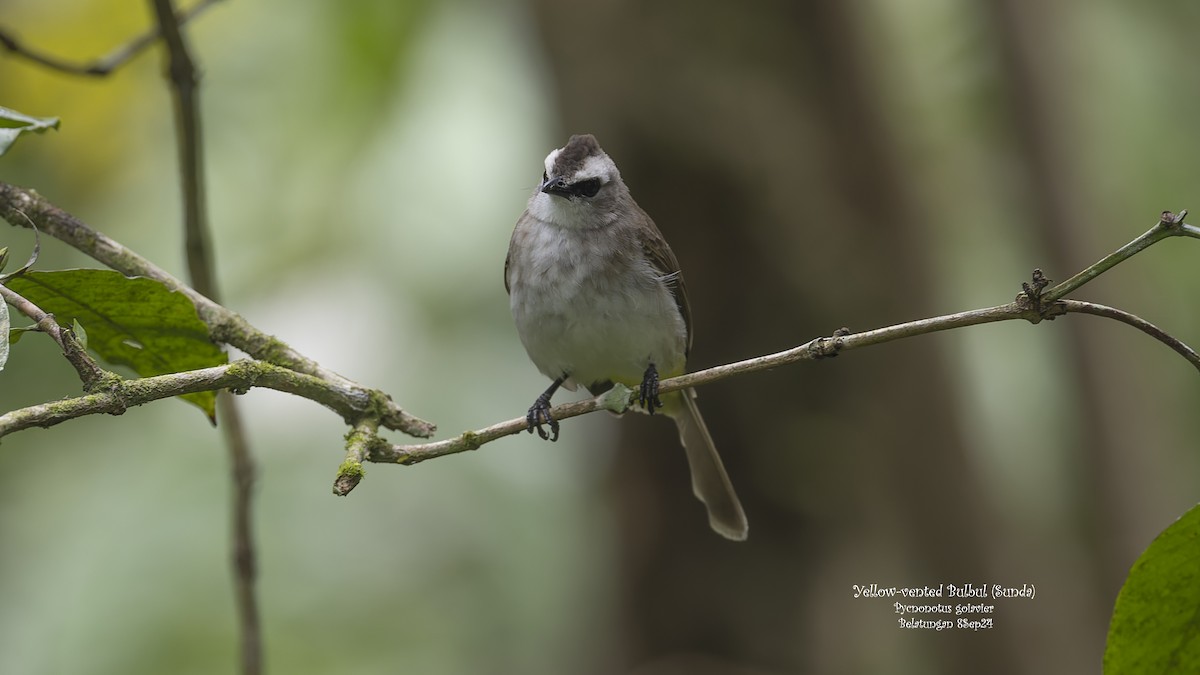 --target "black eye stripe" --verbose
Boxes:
[571,178,601,198]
